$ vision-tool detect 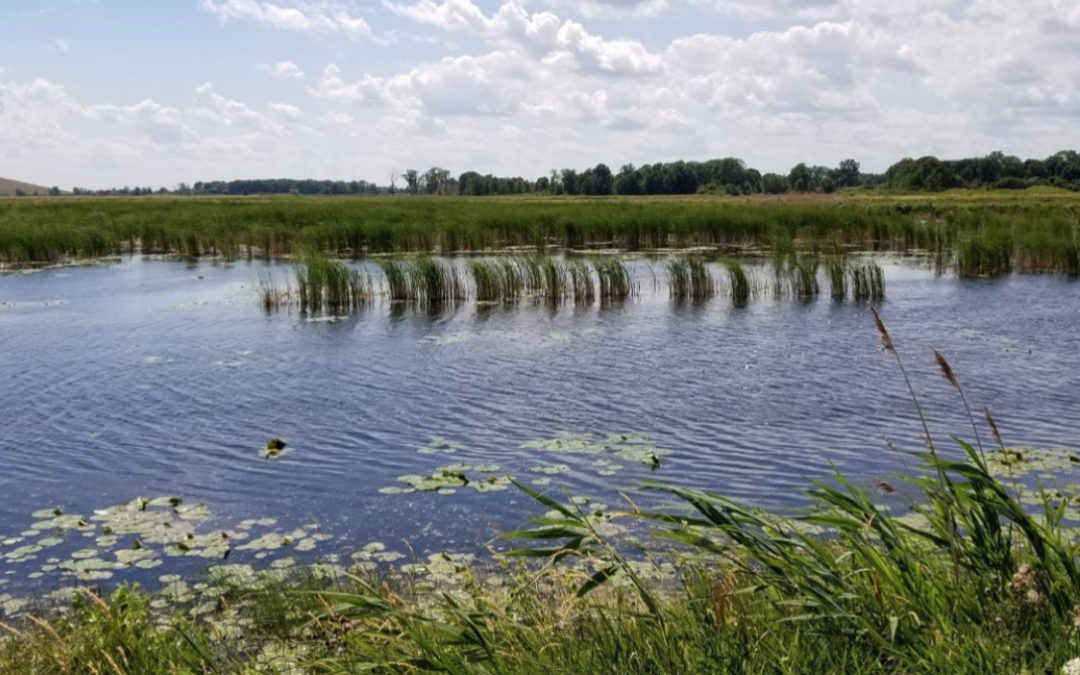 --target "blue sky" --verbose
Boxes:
[1,0,1078,189]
